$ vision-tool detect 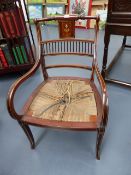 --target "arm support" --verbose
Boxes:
[7,55,41,121]
[94,63,109,127]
